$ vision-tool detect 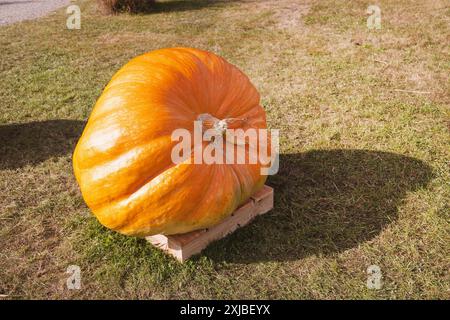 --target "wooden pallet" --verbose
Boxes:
[146,185,274,262]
